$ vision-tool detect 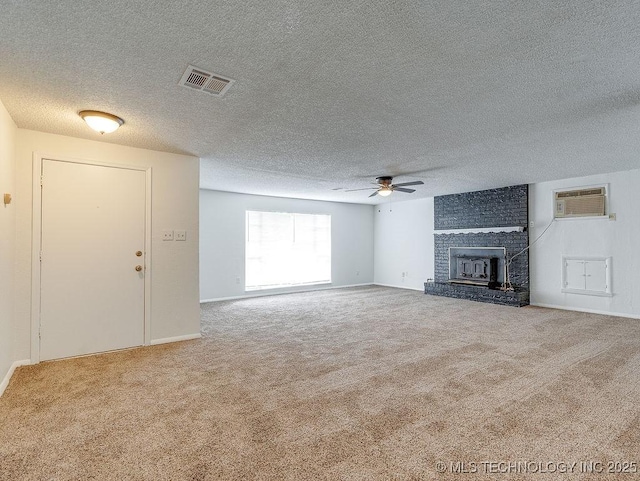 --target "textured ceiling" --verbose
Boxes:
[2,1,640,204]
